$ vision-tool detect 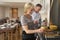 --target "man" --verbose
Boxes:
[32,4,42,28]
[31,4,46,40]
